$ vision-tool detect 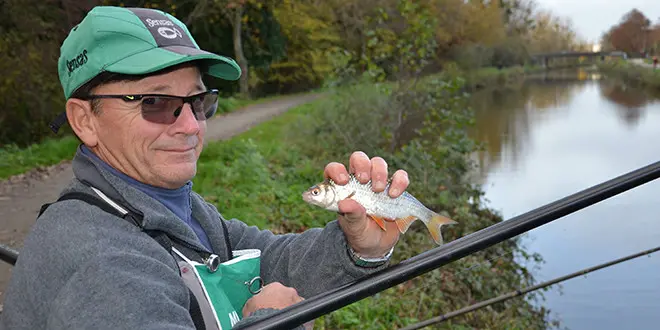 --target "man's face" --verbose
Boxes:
[88,66,207,189]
